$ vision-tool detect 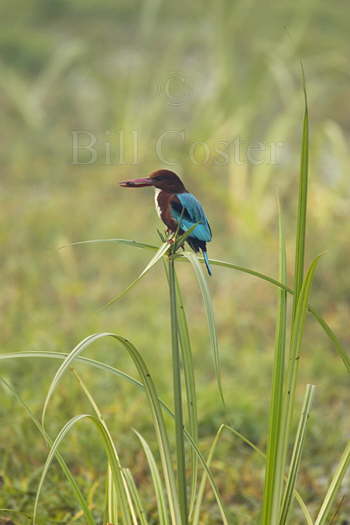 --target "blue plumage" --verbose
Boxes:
[171,193,212,242]
[170,192,212,276]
